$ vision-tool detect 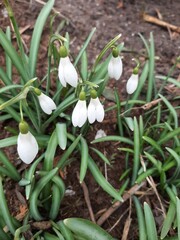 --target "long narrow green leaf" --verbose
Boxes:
[160,201,176,239]
[133,197,147,240]
[91,136,133,145]
[146,32,155,102]
[0,177,16,234]
[159,94,178,129]
[144,202,158,240]
[0,29,28,81]
[56,123,67,150]
[0,150,20,181]
[88,156,123,201]
[79,137,89,183]
[176,197,180,240]
[43,130,58,171]
[28,0,55,78]
[143,136,164,158]
[74,28,96,66]
[158,128,180,145]
[131,117,140,185]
